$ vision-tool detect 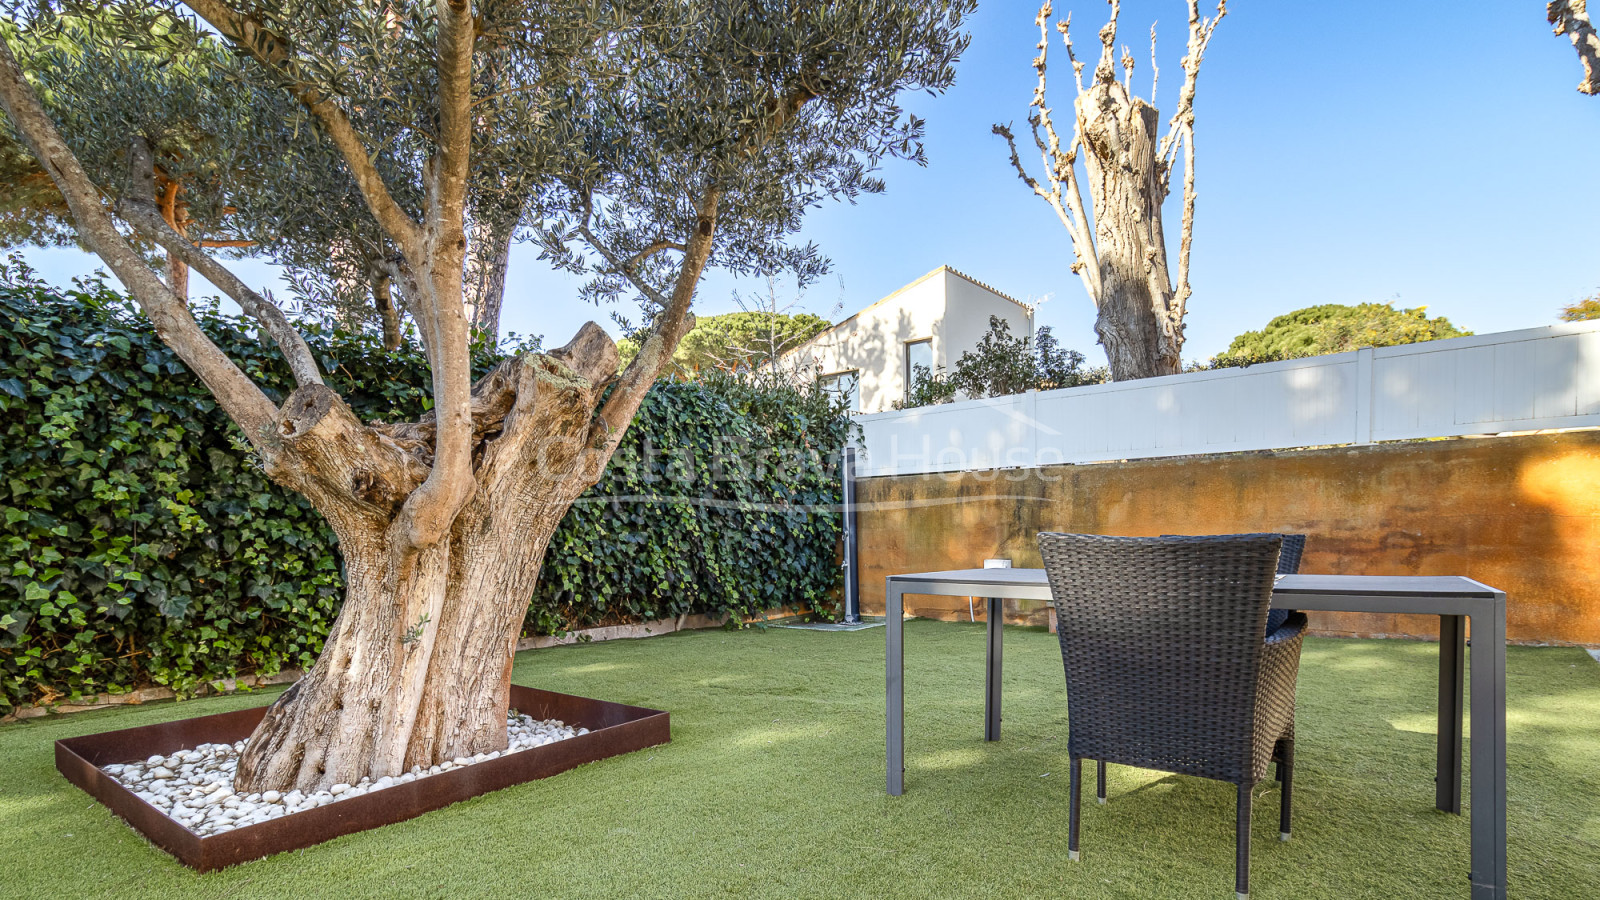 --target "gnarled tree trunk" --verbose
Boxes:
[235,327,619,791]
[0,0,854,800]
[1077,83,1181,379]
